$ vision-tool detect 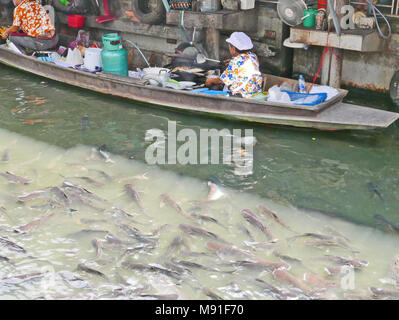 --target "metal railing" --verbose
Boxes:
[351,1,398,18]
[260,0,399,19]
[377,1,398,18]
